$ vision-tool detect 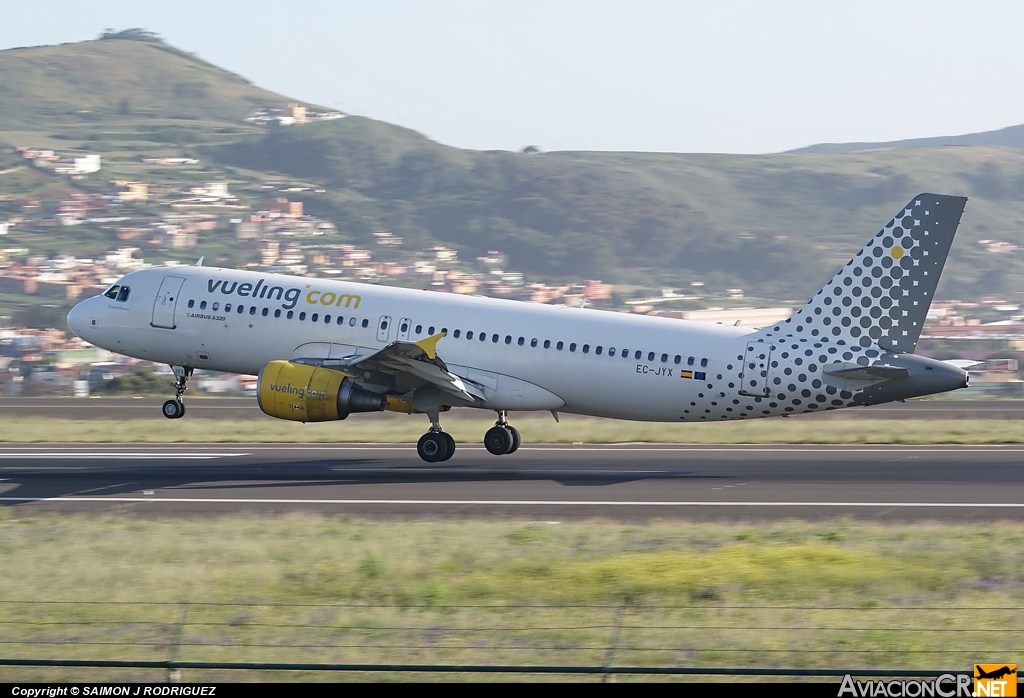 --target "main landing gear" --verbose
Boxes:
[161,366,192,420]
[484,410,520,456]
[414,409,521,462]
[417,407,455,463]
